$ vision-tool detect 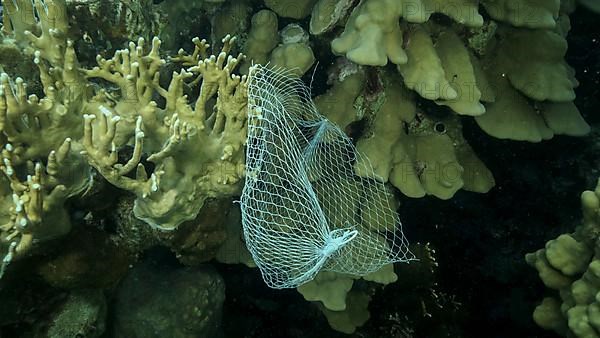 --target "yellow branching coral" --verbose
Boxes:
[526,180,600,337]
[83,36,166,147]
[1,0,38,43]
[82,35,247,230]
[1,0,248,274]
[0,138,89,277]
[0,57,85,161]
[1,1,87,161]
[2,0,70,65]
[0,0,92,275]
